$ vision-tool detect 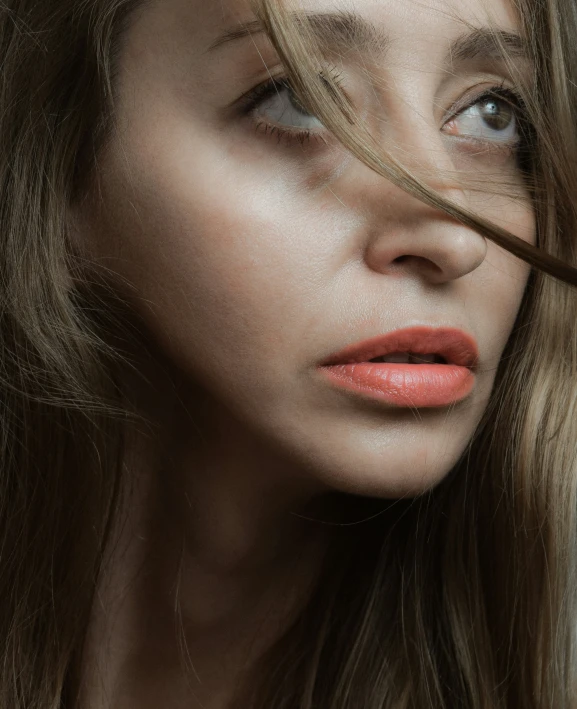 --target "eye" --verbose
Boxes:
[253,78,324,132]
[443,90,522,145]
[238,71,347,145]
